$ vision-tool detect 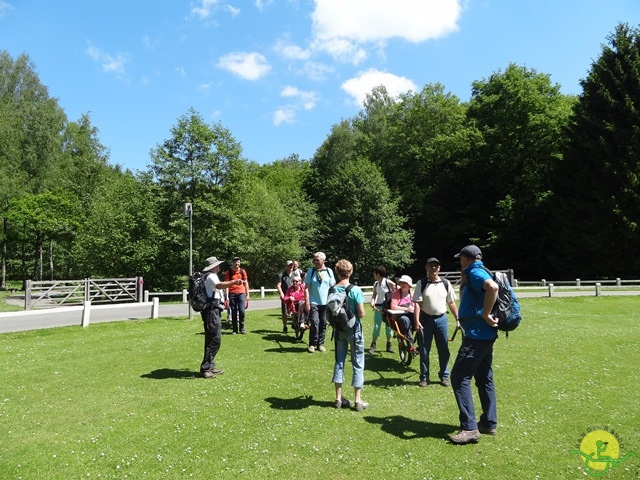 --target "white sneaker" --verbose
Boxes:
[308,346,315,353]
